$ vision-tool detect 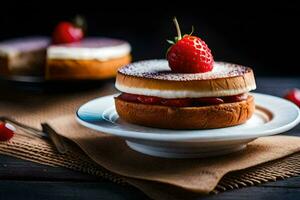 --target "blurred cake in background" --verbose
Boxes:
[46,38,131,80]
[0,17,132,80]
[0,37,49,75]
